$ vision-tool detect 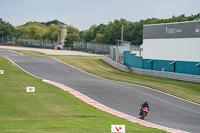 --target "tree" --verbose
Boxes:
[0,18,16,37]
[44,24,60,40]
[89,25,97,31]
[93,24,106,35]
[23,24,46,39]
[3,13,200,46]
[15,25,25,38]
[67,25,79,35]
[82,13,200,45]
[91,33,106,44]
[104,19,130,44]
[41,20,64,26]
[83,30,94,42]
[65,34,80,47]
